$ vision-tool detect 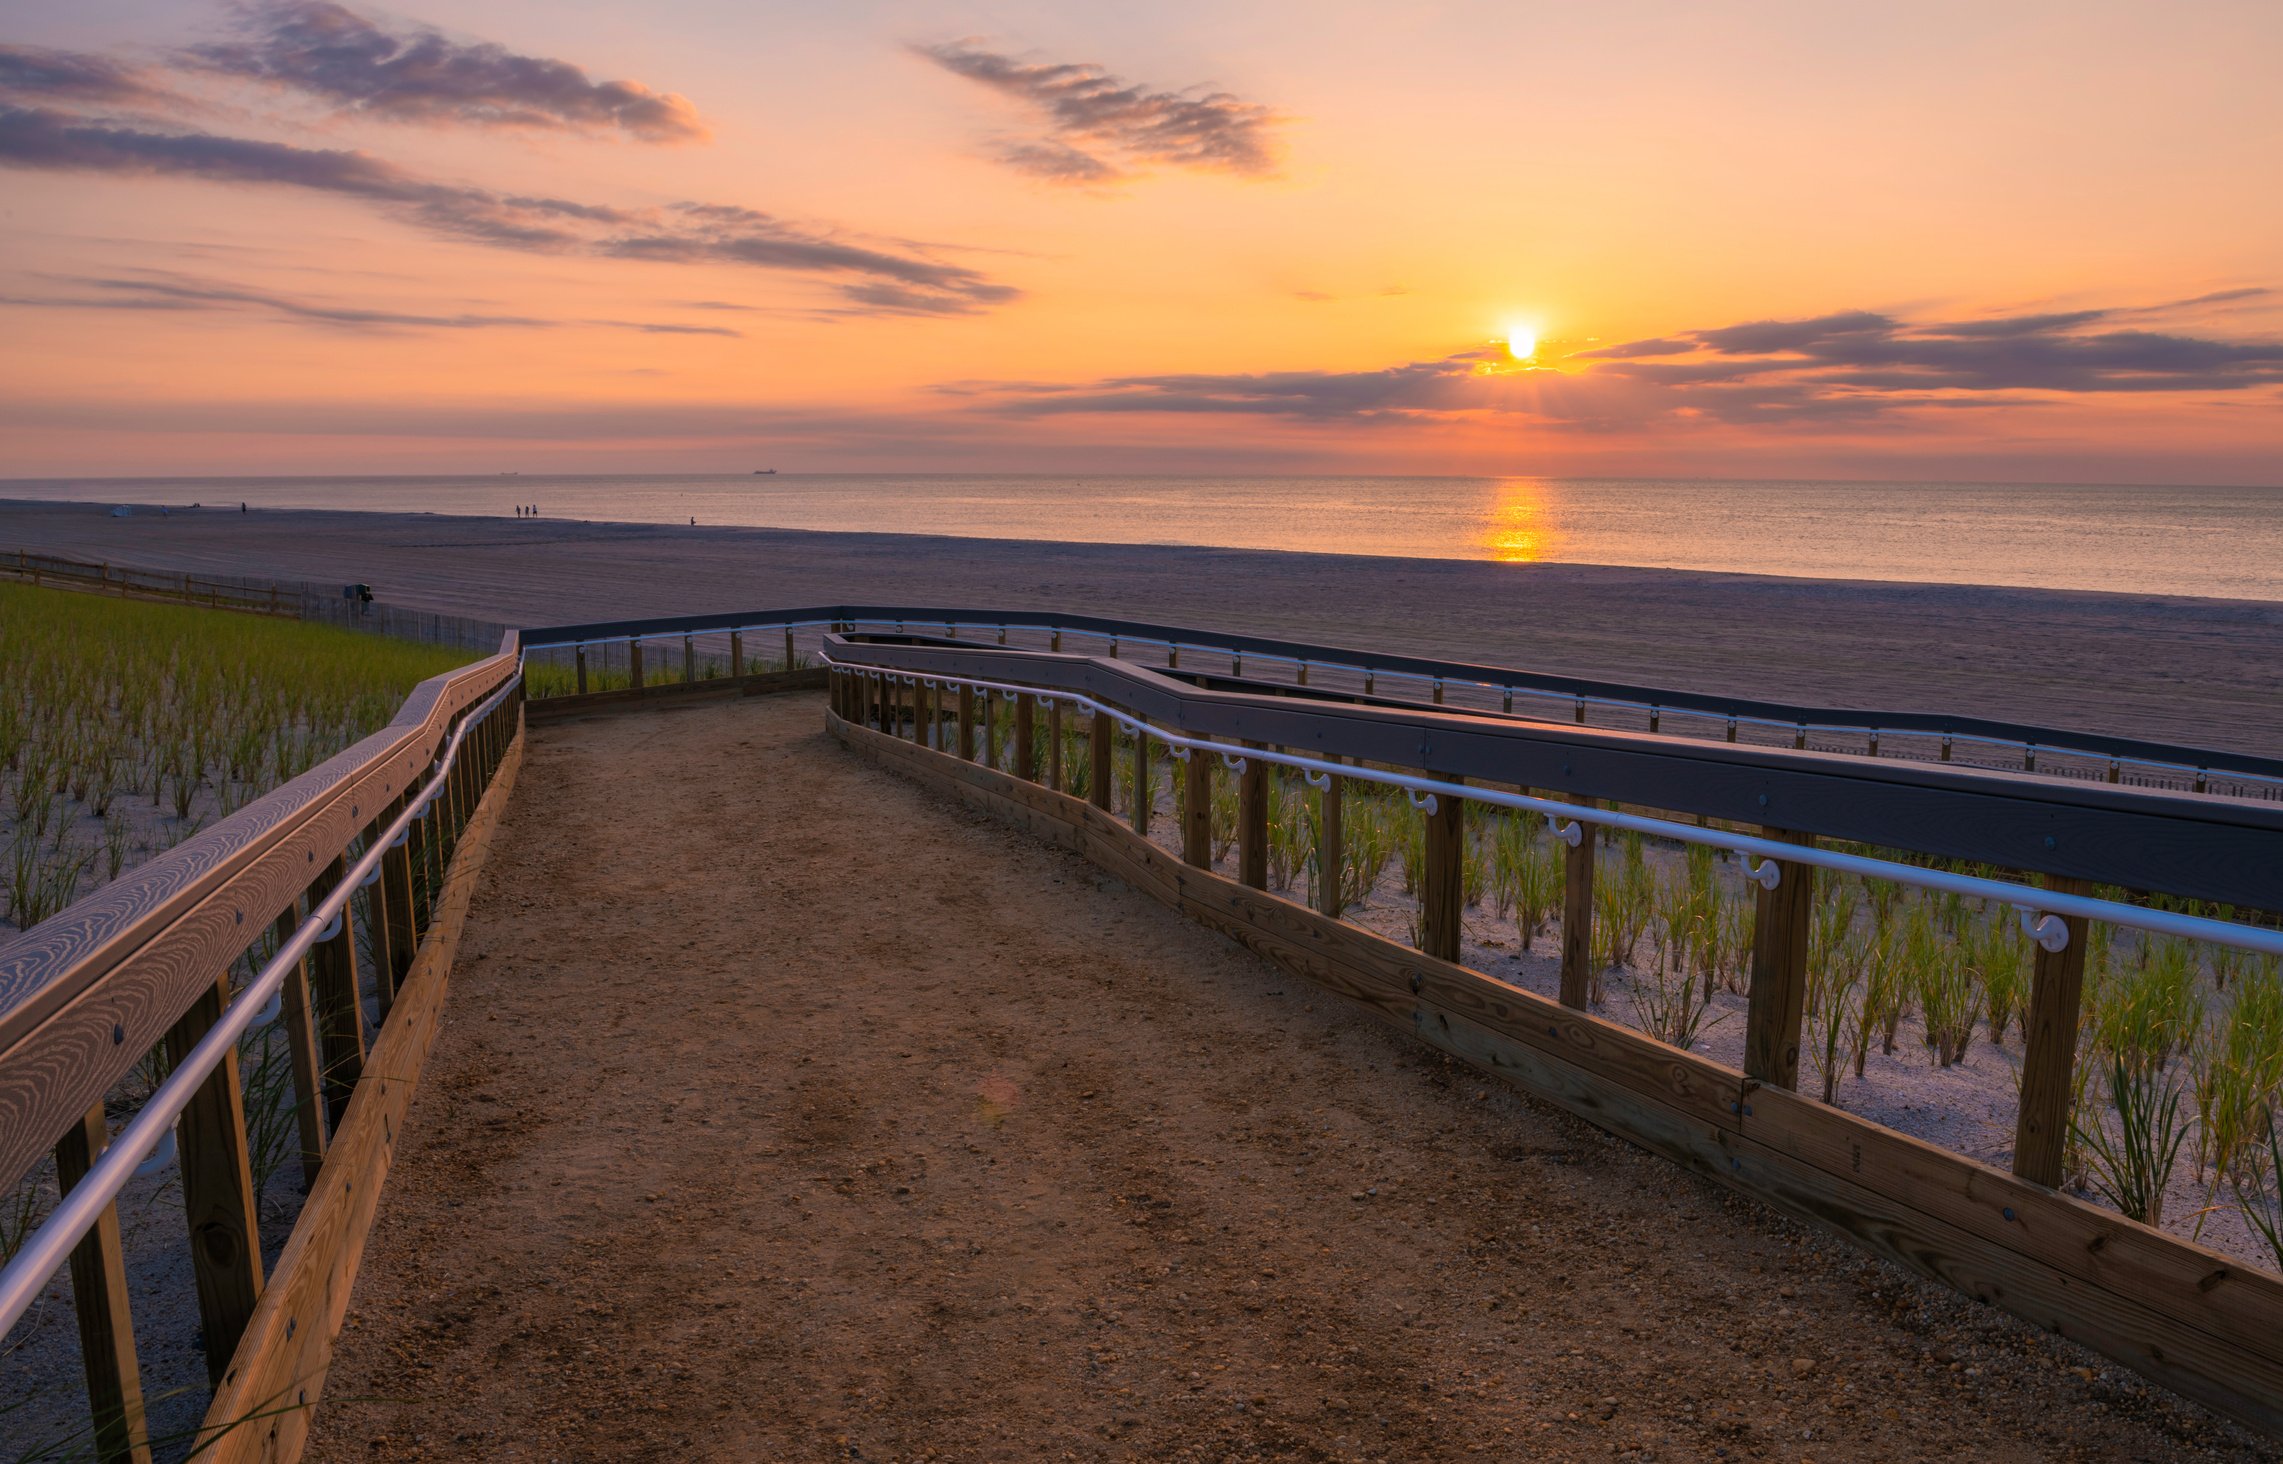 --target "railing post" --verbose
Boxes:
[272,909,326,1186]
[729,630,743,678]
[628,637,644,690]
[55,1104,152,1464]
[308,855,368,1128]
[1048,699,1065,791]
[2015,876,2093,1186]
[162,970,266,1386]
[1559,821,1599,1008]
[982,689,1000,767]
[443,729,470,859]
[1743,829,1818,1089]
[404,790,432,935]
[1314,769,1344,916]
[575,644,588,694]
[1420,780,1464,961]
[1089,709,1115,811]
[958,685,976,761]
[912,681,929,747]
[682,635,694,682]
[358,811,397,1022]
[1183,749,1213,867]
[1238,748,1267,888]
[1013,693,1036,780]
[785,625,797,671]
[1130,727,1151,835]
